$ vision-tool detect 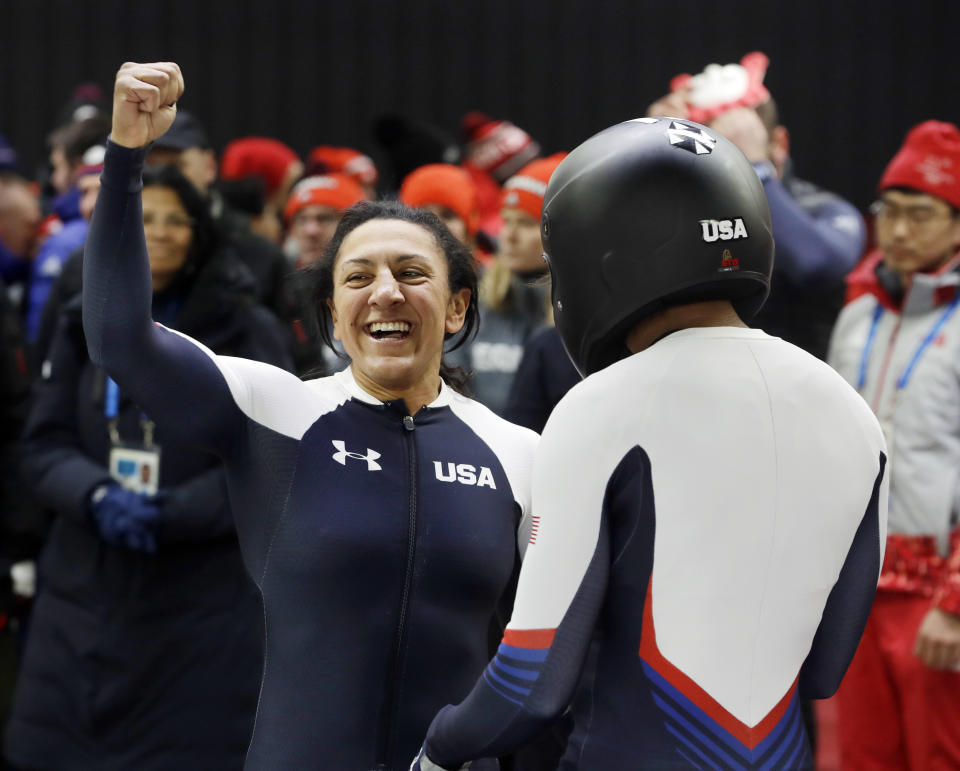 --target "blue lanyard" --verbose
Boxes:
[105,377,120,419]
[857,296,960,392]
